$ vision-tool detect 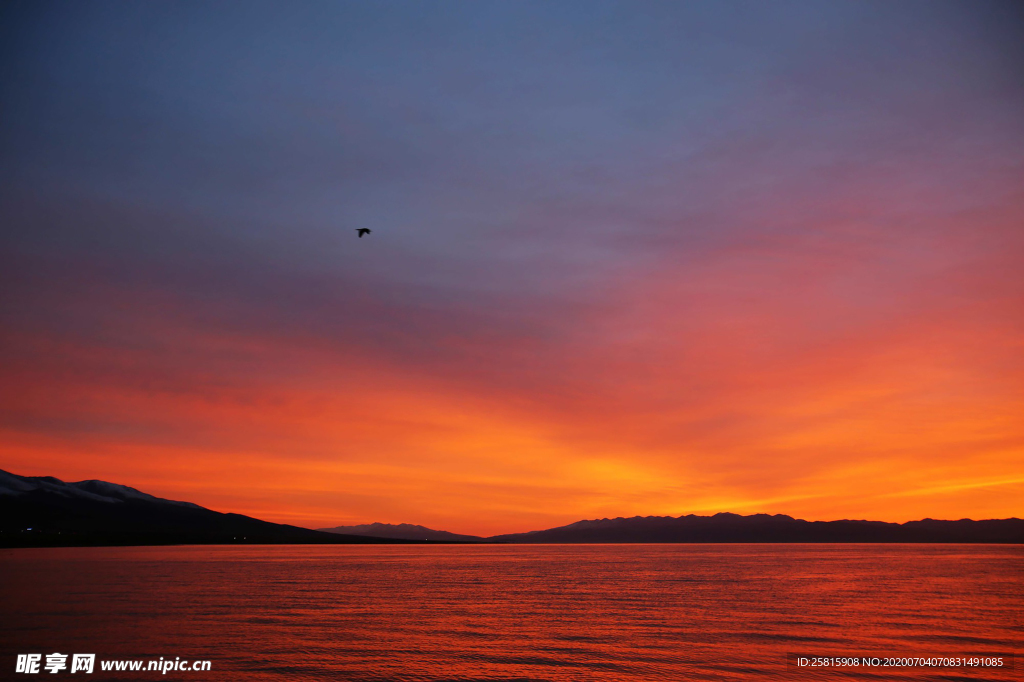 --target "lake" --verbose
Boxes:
[1,544,1020,680]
